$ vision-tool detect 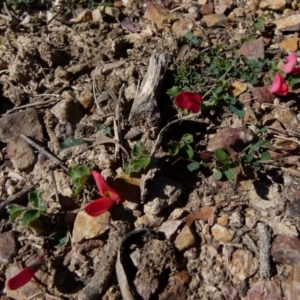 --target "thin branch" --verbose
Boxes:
[20,134,68,172]
[50,169,60,202]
